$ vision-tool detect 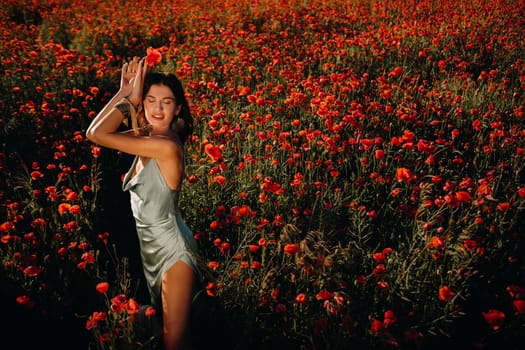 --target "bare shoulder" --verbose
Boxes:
[150,135,183,159]
[152,137,185,190]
